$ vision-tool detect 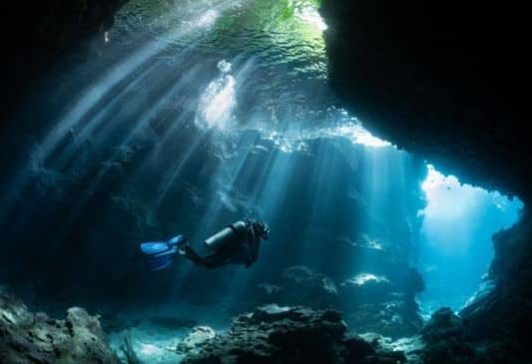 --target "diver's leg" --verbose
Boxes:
[181,246,207,265]
[200,254,230,269]
[182,246,226,269]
